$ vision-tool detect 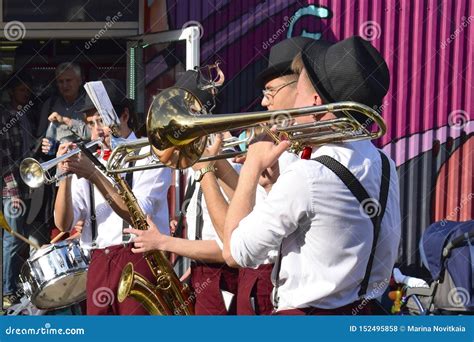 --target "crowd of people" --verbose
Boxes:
[0,34,401,316]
